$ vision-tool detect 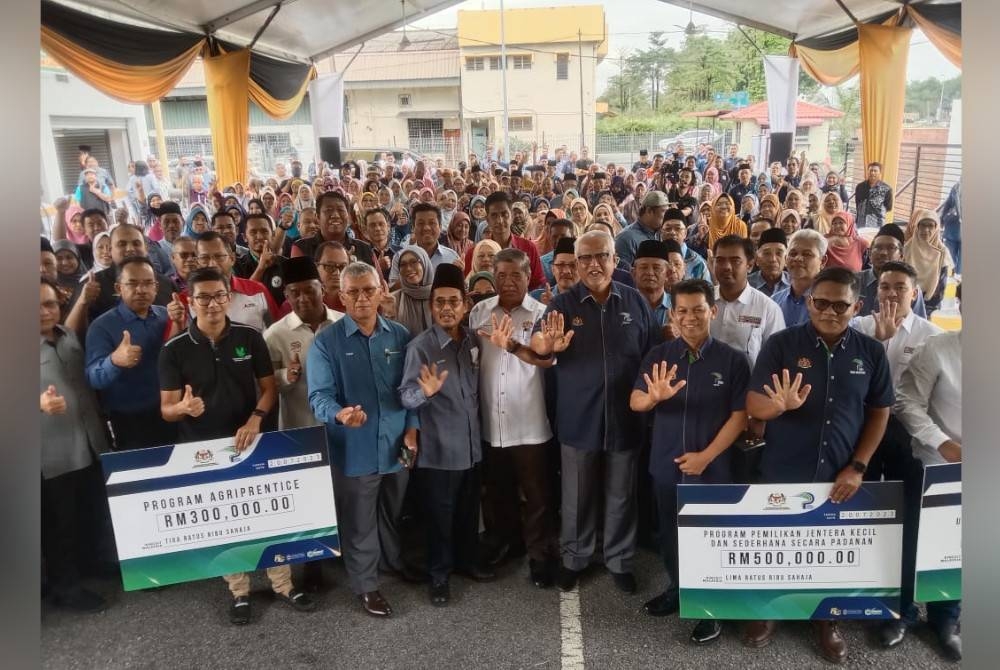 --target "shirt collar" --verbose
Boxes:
[898,310,916,333]
[806,321,851,350]
[189,317,232,344]
[115,300,144,323]
[577,280,622,303]
[431,323,465,349]
[343,313,391,338]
